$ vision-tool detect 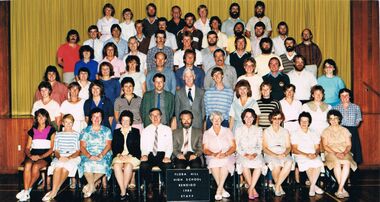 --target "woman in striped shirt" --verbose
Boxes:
[43,114,81,201]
